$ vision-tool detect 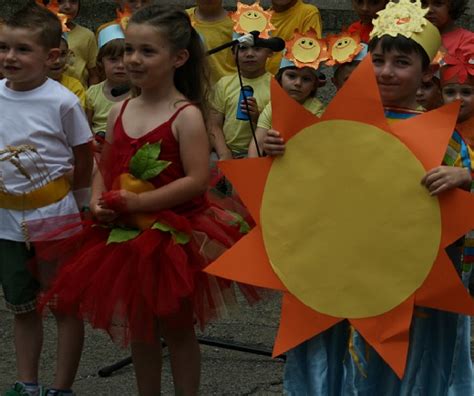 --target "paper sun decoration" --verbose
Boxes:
[284,29,328,69]
[35,0,70,32]
[231,1,274,39]
[205,56,474,378]
[326,31,363,66]
[116,4,133,31]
